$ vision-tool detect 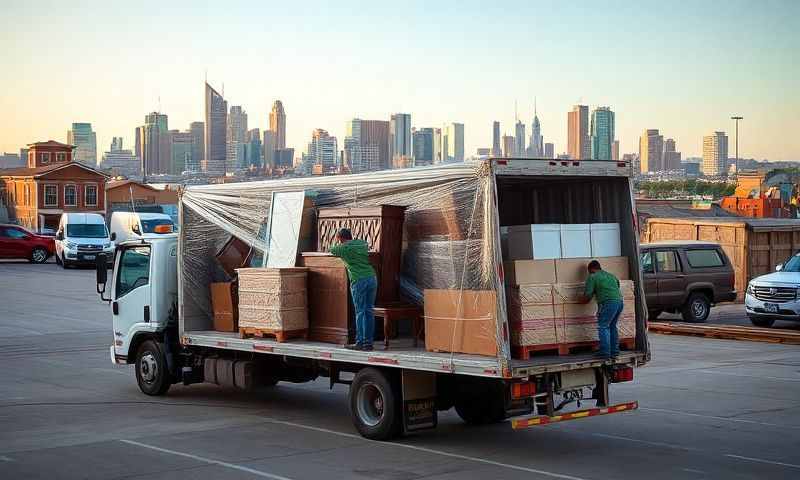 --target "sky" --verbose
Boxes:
[1,0,799,161]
